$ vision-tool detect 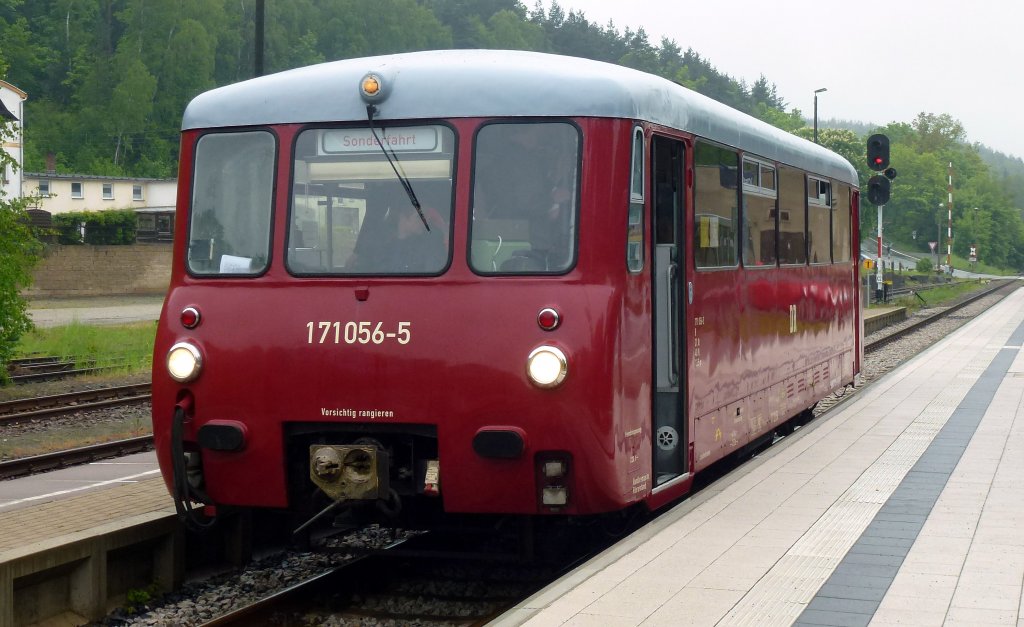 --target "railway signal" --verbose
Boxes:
[867,133,889,171]
[867,175,890,205]
[867,133,892,304]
